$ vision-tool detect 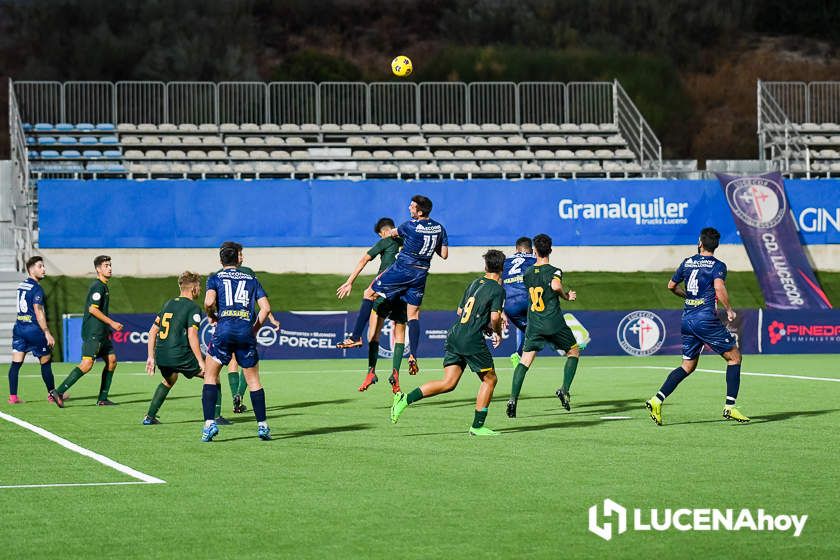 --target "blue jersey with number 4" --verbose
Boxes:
[206,268,266,337]
[502,252,537,303]
[396,218,448,269]
[671,254,727,319]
